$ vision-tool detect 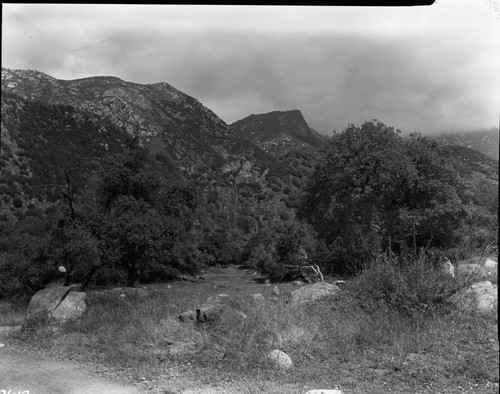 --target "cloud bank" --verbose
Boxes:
[2,3,499,135]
